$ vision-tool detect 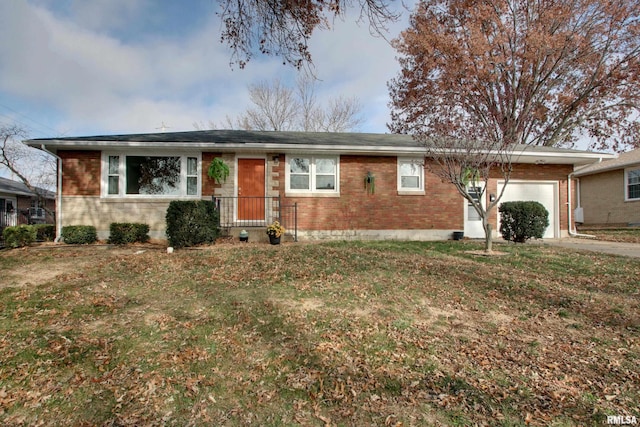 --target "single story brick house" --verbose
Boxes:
[572,148,640,226]
[25,130,612,242]
[0,176,56,230]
